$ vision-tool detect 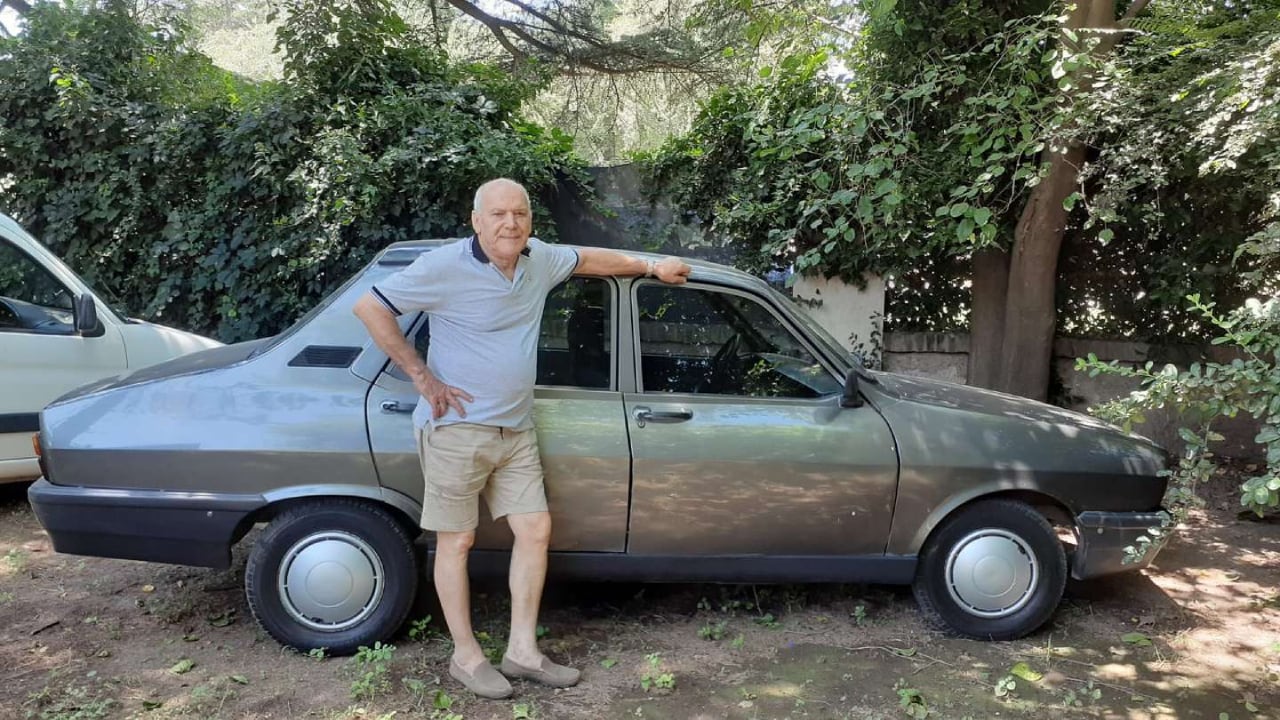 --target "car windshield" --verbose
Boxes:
[249,268,368,357]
